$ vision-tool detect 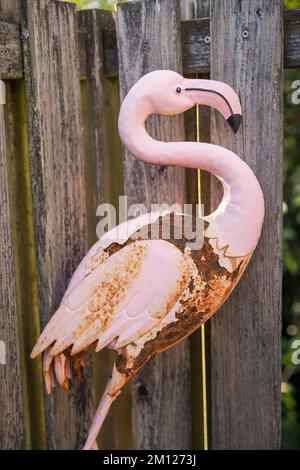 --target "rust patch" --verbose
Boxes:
[49,242,149,357]
[86,248,108,273]
[150,248,192,322]
[70,350,85,380]
[116,352,131,377]
[71,310,99,341]
[116,238,249,375]
[104,213,200,257]
[78,241,147,340]
[49,345,94,386]
[91,214,250,376]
